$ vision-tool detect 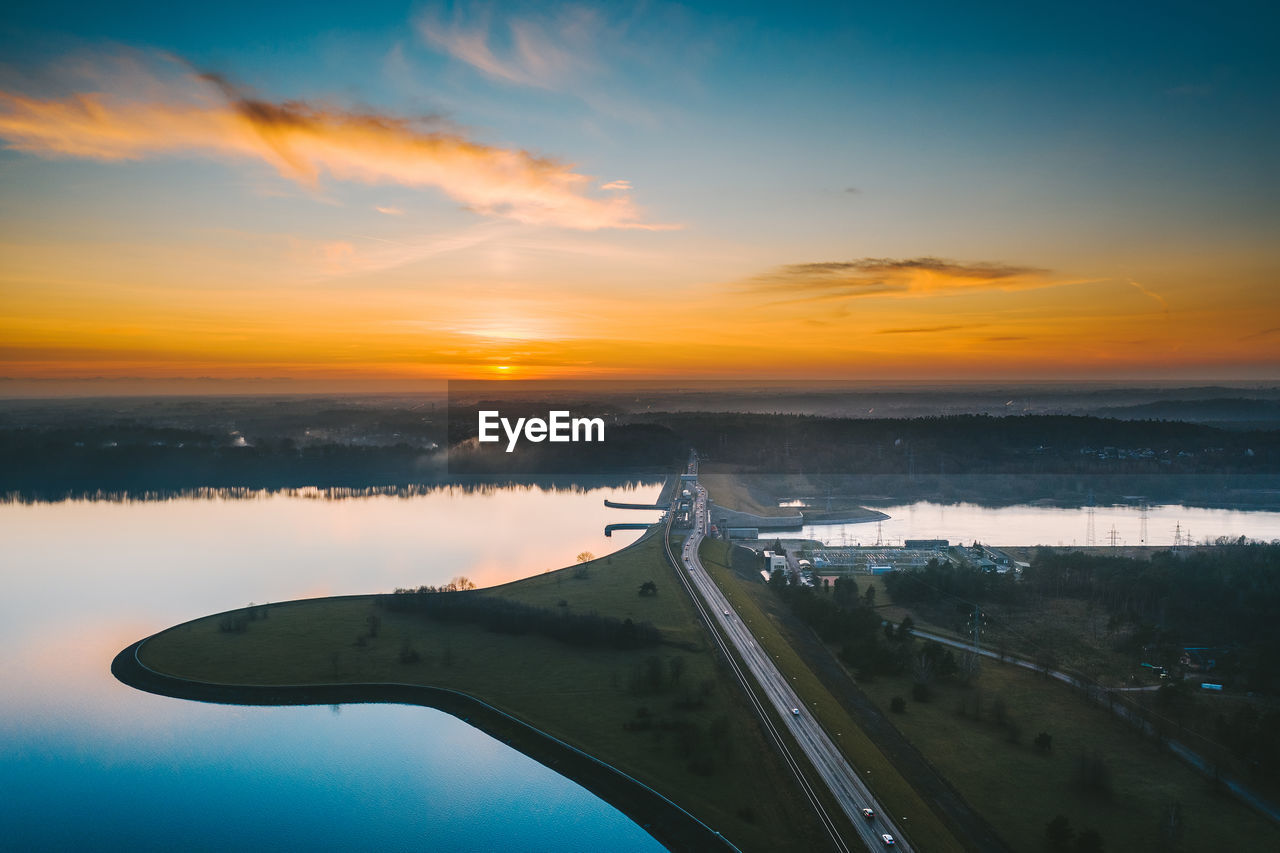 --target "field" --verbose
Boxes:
[856,661,1280,851]
[707,553,1280,852]
[139,532,831,853]
[700,468,800,516]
